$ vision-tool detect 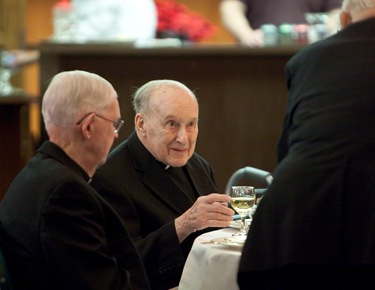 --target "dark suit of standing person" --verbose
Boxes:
[92,79,234,290]
[0,70,150,290]
[238,0,375,289]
